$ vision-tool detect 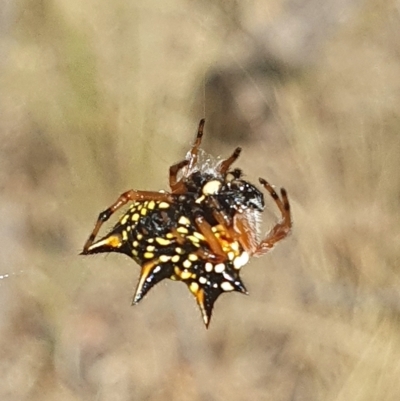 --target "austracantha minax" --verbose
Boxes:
[81,119,292,327]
